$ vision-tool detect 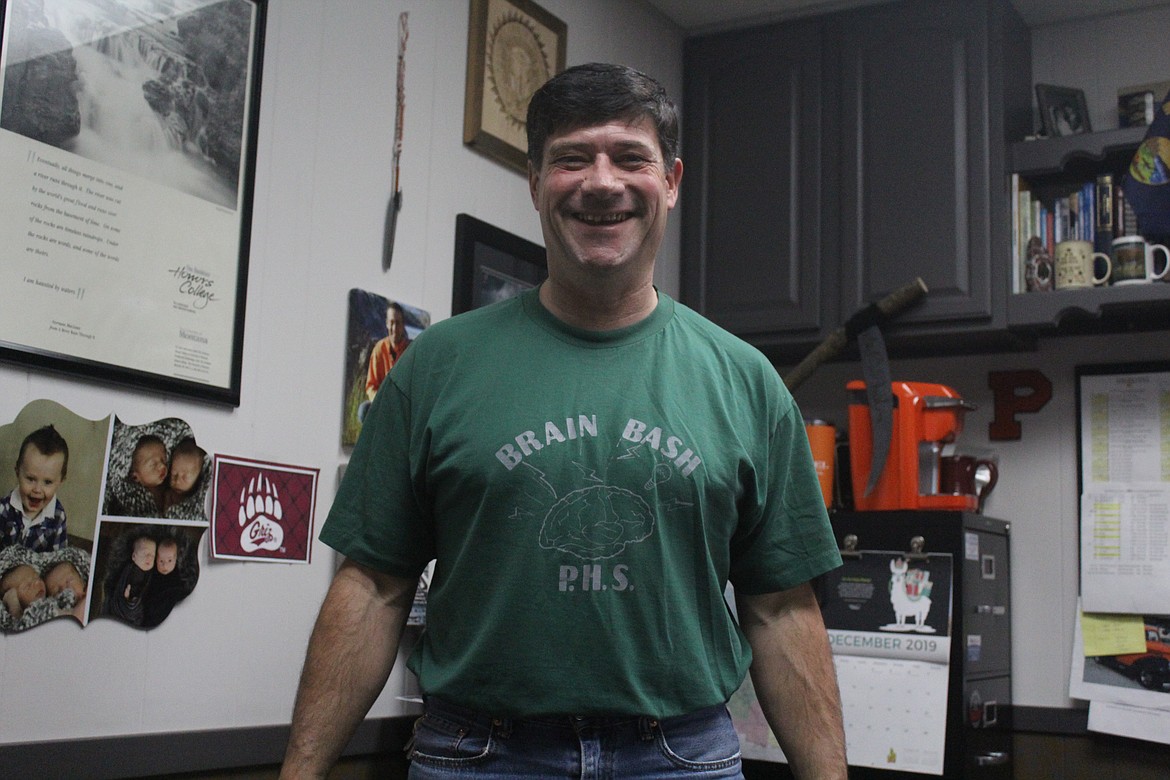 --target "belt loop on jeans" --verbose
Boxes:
[404,714,422,756]
[637,714,659,741]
